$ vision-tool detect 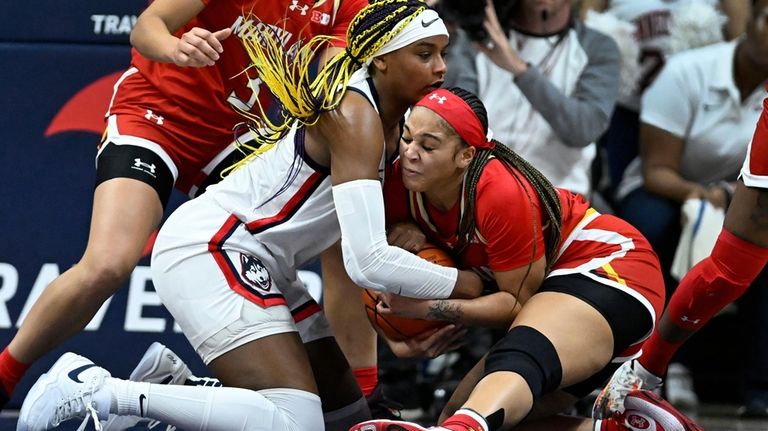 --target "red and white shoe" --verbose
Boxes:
[620,389,703,431]
[349,419,433,431]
